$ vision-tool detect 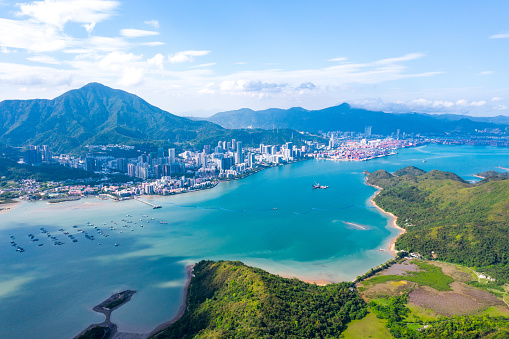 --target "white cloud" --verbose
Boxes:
[456,99,468,106]
[376,53,425,64]
[492,97,503,101]
[328,57,347,62]
[99,51,141,71]
[220,80,287,93]
[489,32,509,39]
[470,100,486,107]
[120,29,159,38]
[147,53,164,69]
[475,71,493,75]
[168,50,210,63]
[119,66,144,86]
[27,55,60,64]
[144,20,159,28]
[494,105,508,110]
[0,18,70,52]
[190,63,216,68]
[236,61,247,65]
[17,0,119,30]
[88,36,129,51]
[82,22,96,33]
[141,41,165,47]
